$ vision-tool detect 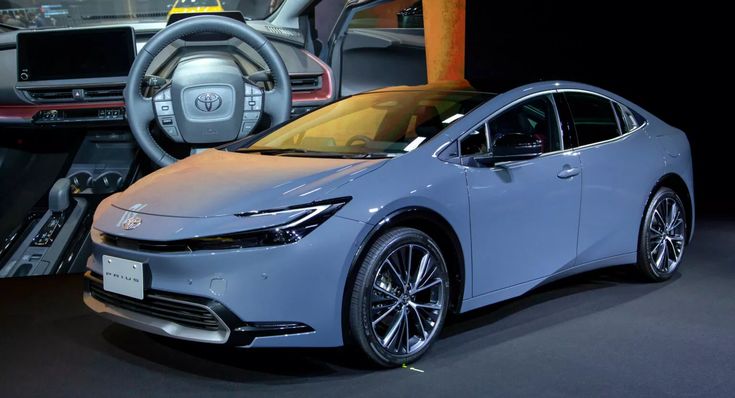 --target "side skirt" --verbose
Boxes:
[459,252,636,313]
